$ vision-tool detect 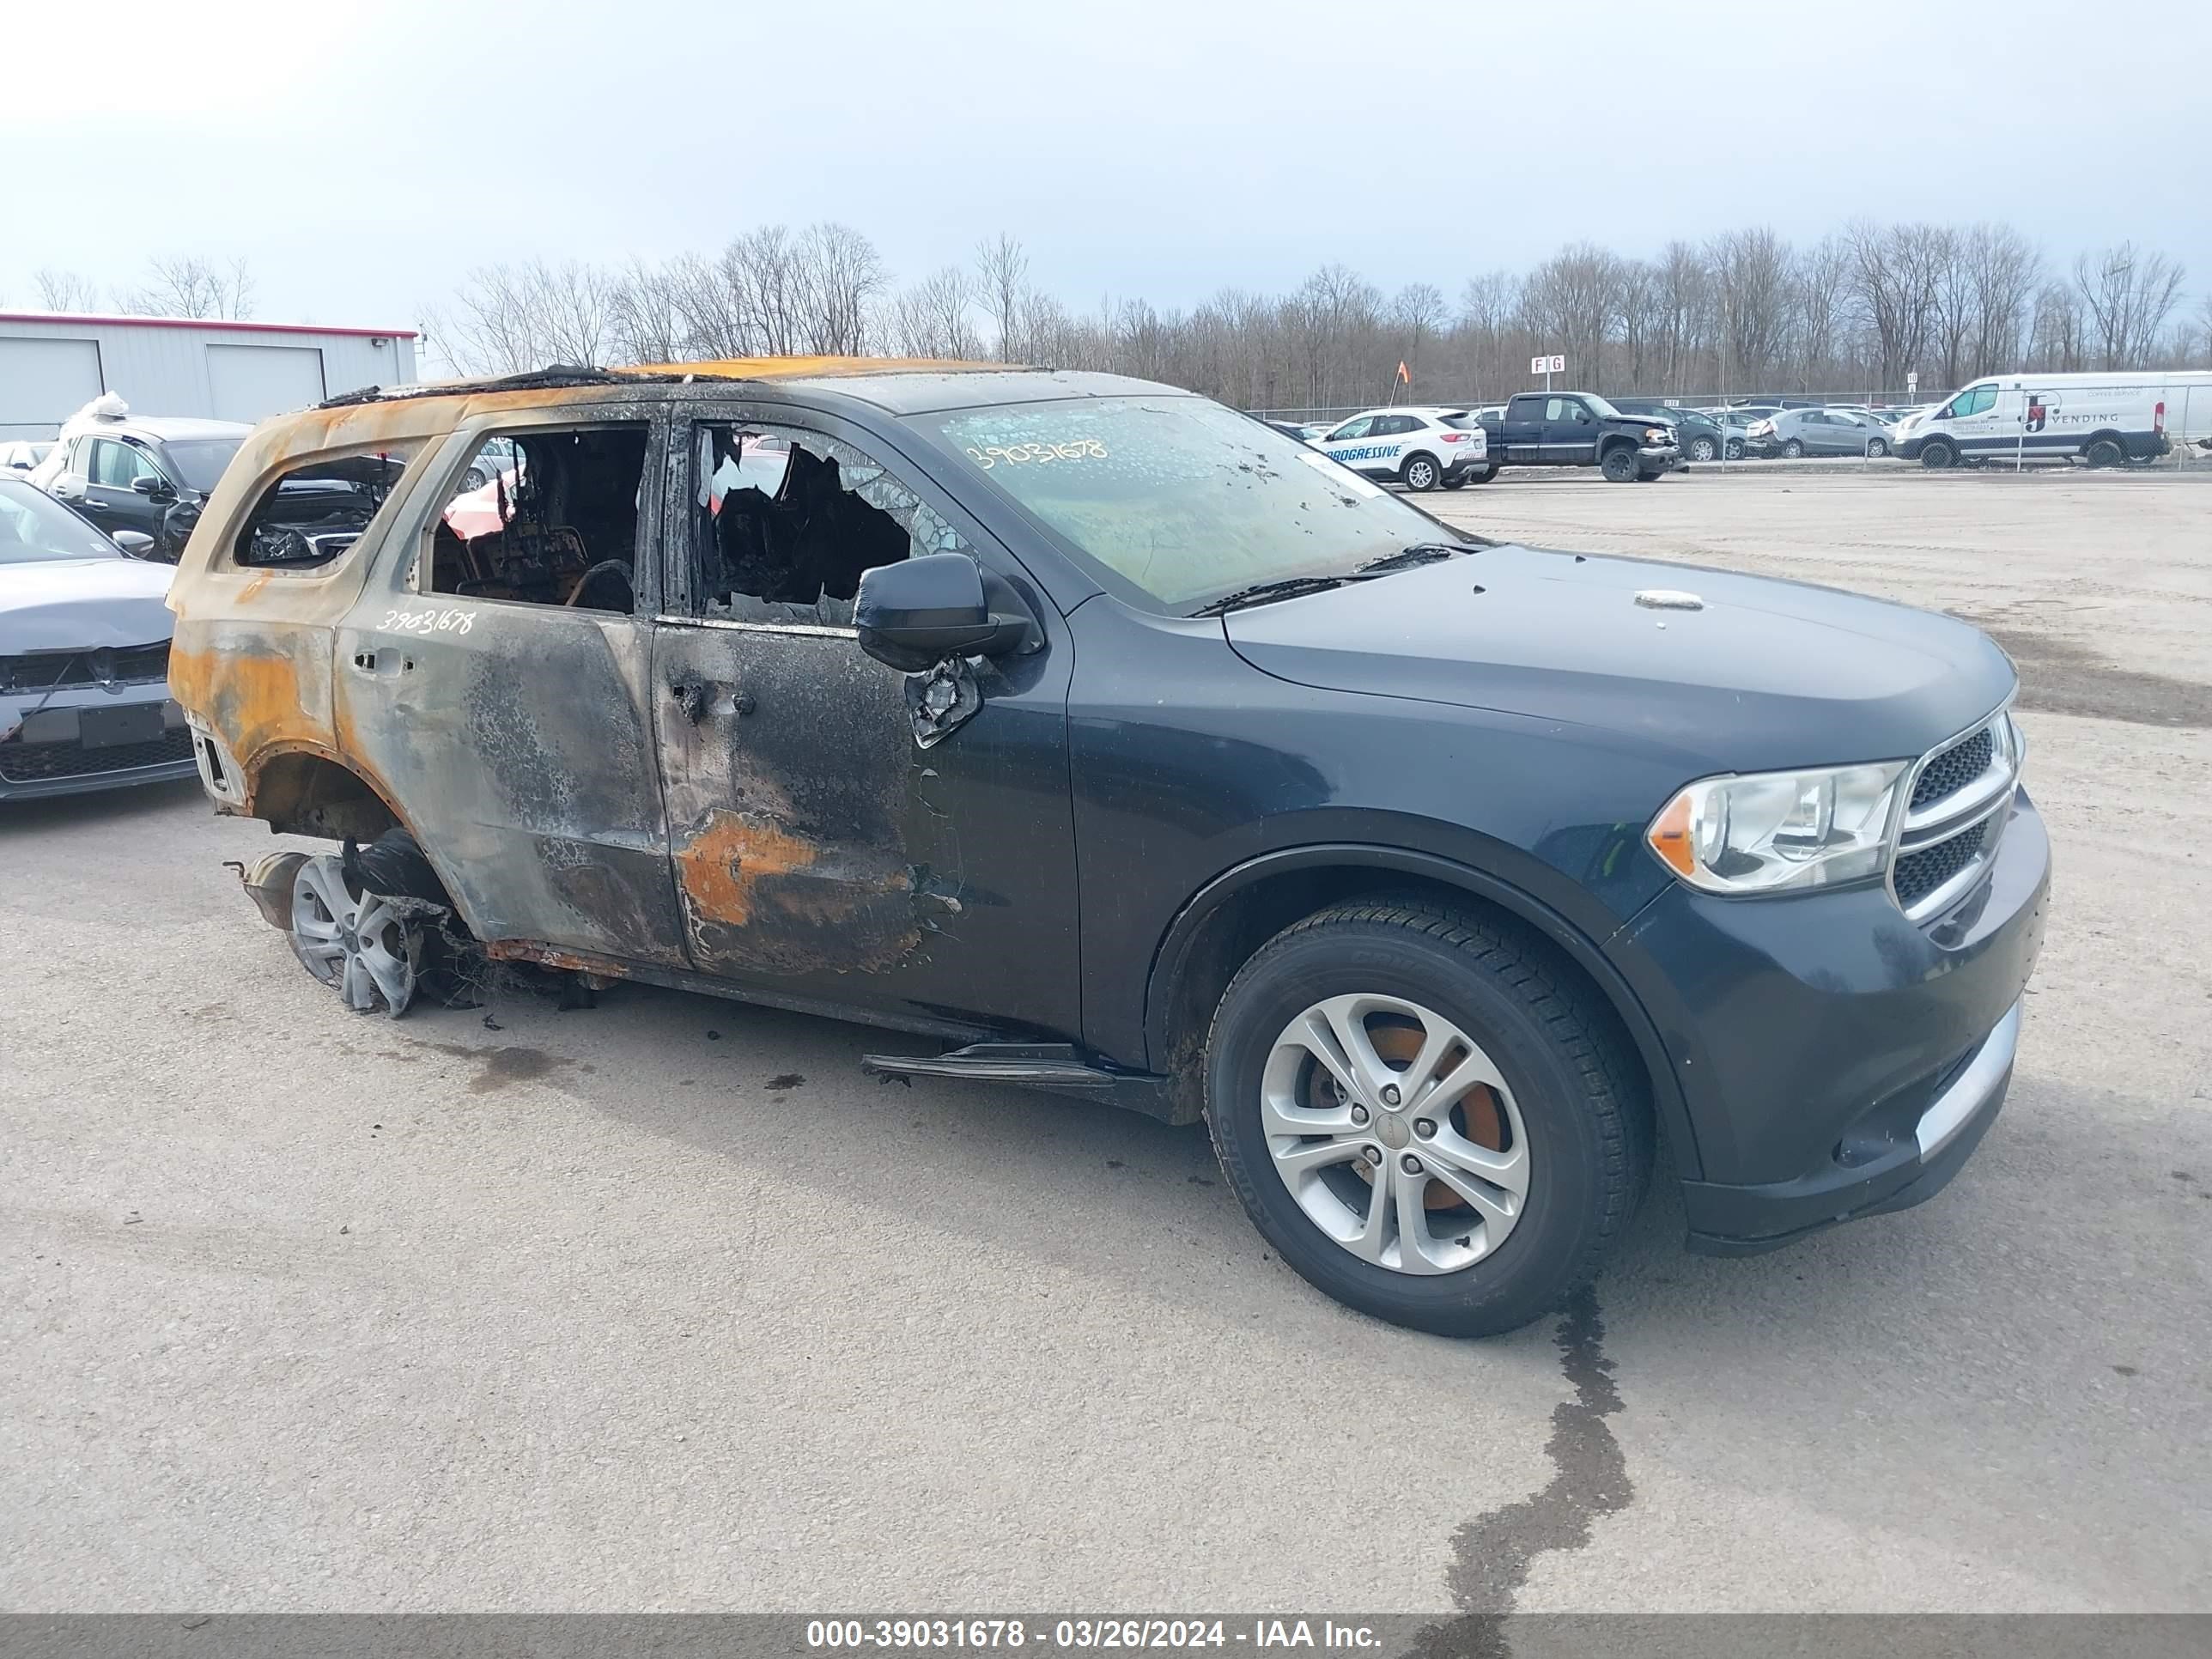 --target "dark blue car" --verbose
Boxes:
[174,365,2049,1338]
